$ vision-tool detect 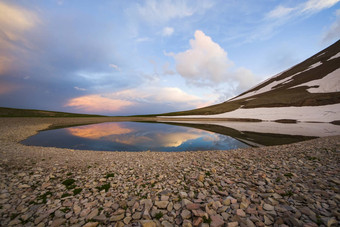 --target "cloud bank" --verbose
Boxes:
[65,86,213,115]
